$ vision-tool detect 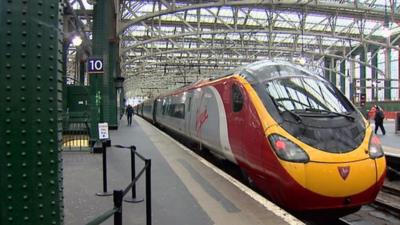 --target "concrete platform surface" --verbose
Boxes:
[370,120,400,156]
[63,117,302,225]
